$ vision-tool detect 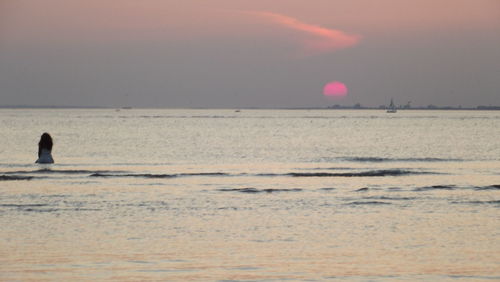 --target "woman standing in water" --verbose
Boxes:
[36,133,54,164]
